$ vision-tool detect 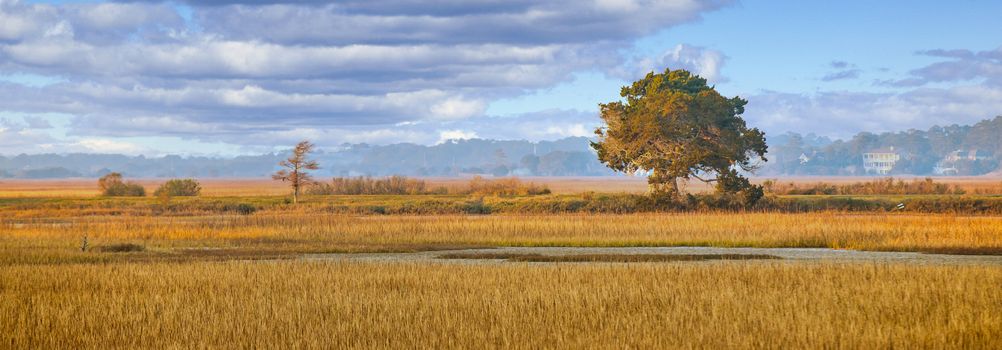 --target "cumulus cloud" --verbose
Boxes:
[22,115,51,128]
[0,124,61,154]
[821,70,860,81]
[881,47,1002,87]
[74,138,146,154]
[436,130,479,144]
[0,0,729,149]
[615,44,727,82]
[746,84,1002,139]
[192,1,728,46]
[821,61,860,81]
